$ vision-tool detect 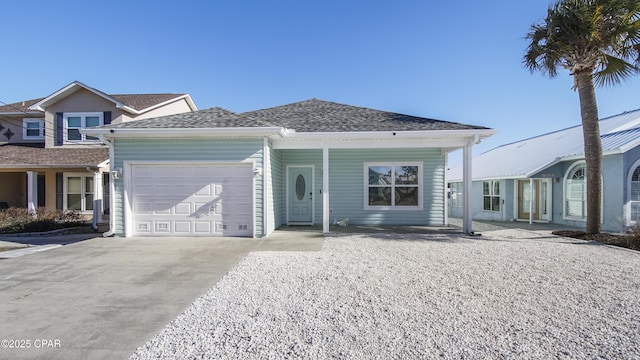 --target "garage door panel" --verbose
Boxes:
[131,164,253,237]
[174,221,191,233]
[174,203,191,215]
[194,221,212,233]
[194,185,212,197]
[154,222,171,233]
